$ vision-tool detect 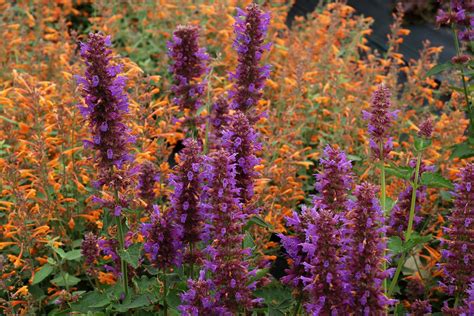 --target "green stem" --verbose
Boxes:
[454,293,461,308]
[189,243,194,280]
[406,152,422,242]
[114,190,128,297]
[116,215,129,297]
[293,293,302,316]
[388,150,422,297]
